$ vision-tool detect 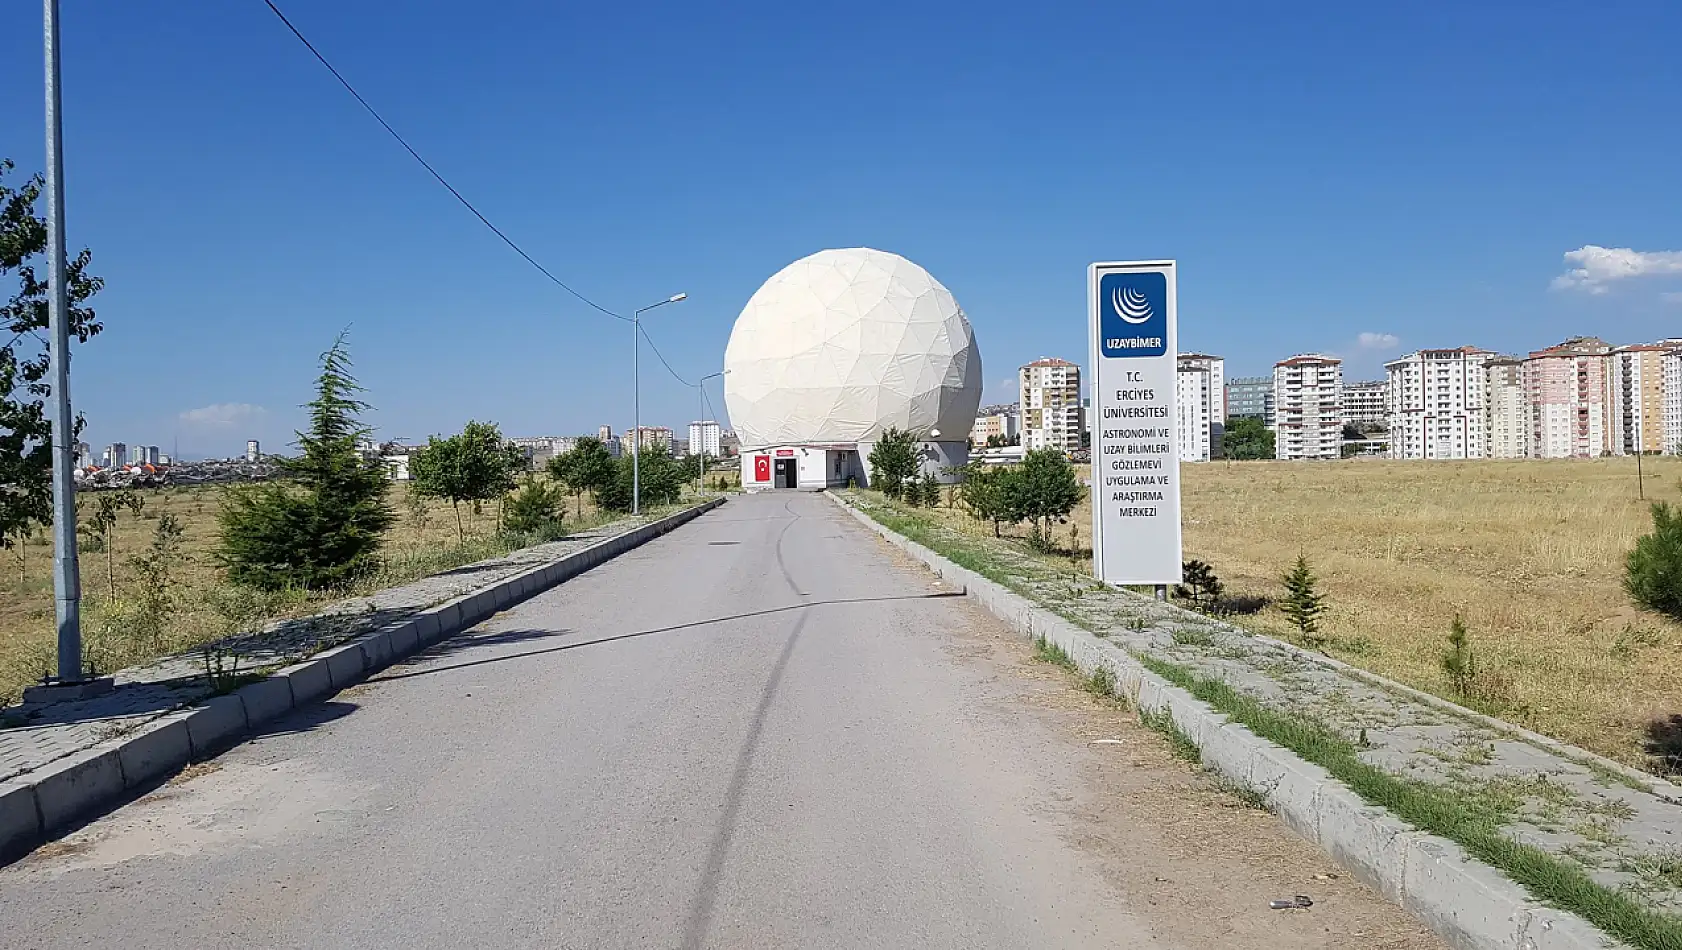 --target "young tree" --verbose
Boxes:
[958,463,1021,537]
[218,333,395,590]
[409,421,523,541]
[1222,417,1276,461]
[129,513,185,648]
[79,489,145,599]
[1010,448,1085,551]
[596,447,685,512]
[1441,614,1477,698]
[1627,500,1682,619]
[501,477,566,538]
[0,159,104,551]
[547,437,616,517]
[1279,555,1327,649]
[1174,559,1224,612]
[867,427,920,500]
